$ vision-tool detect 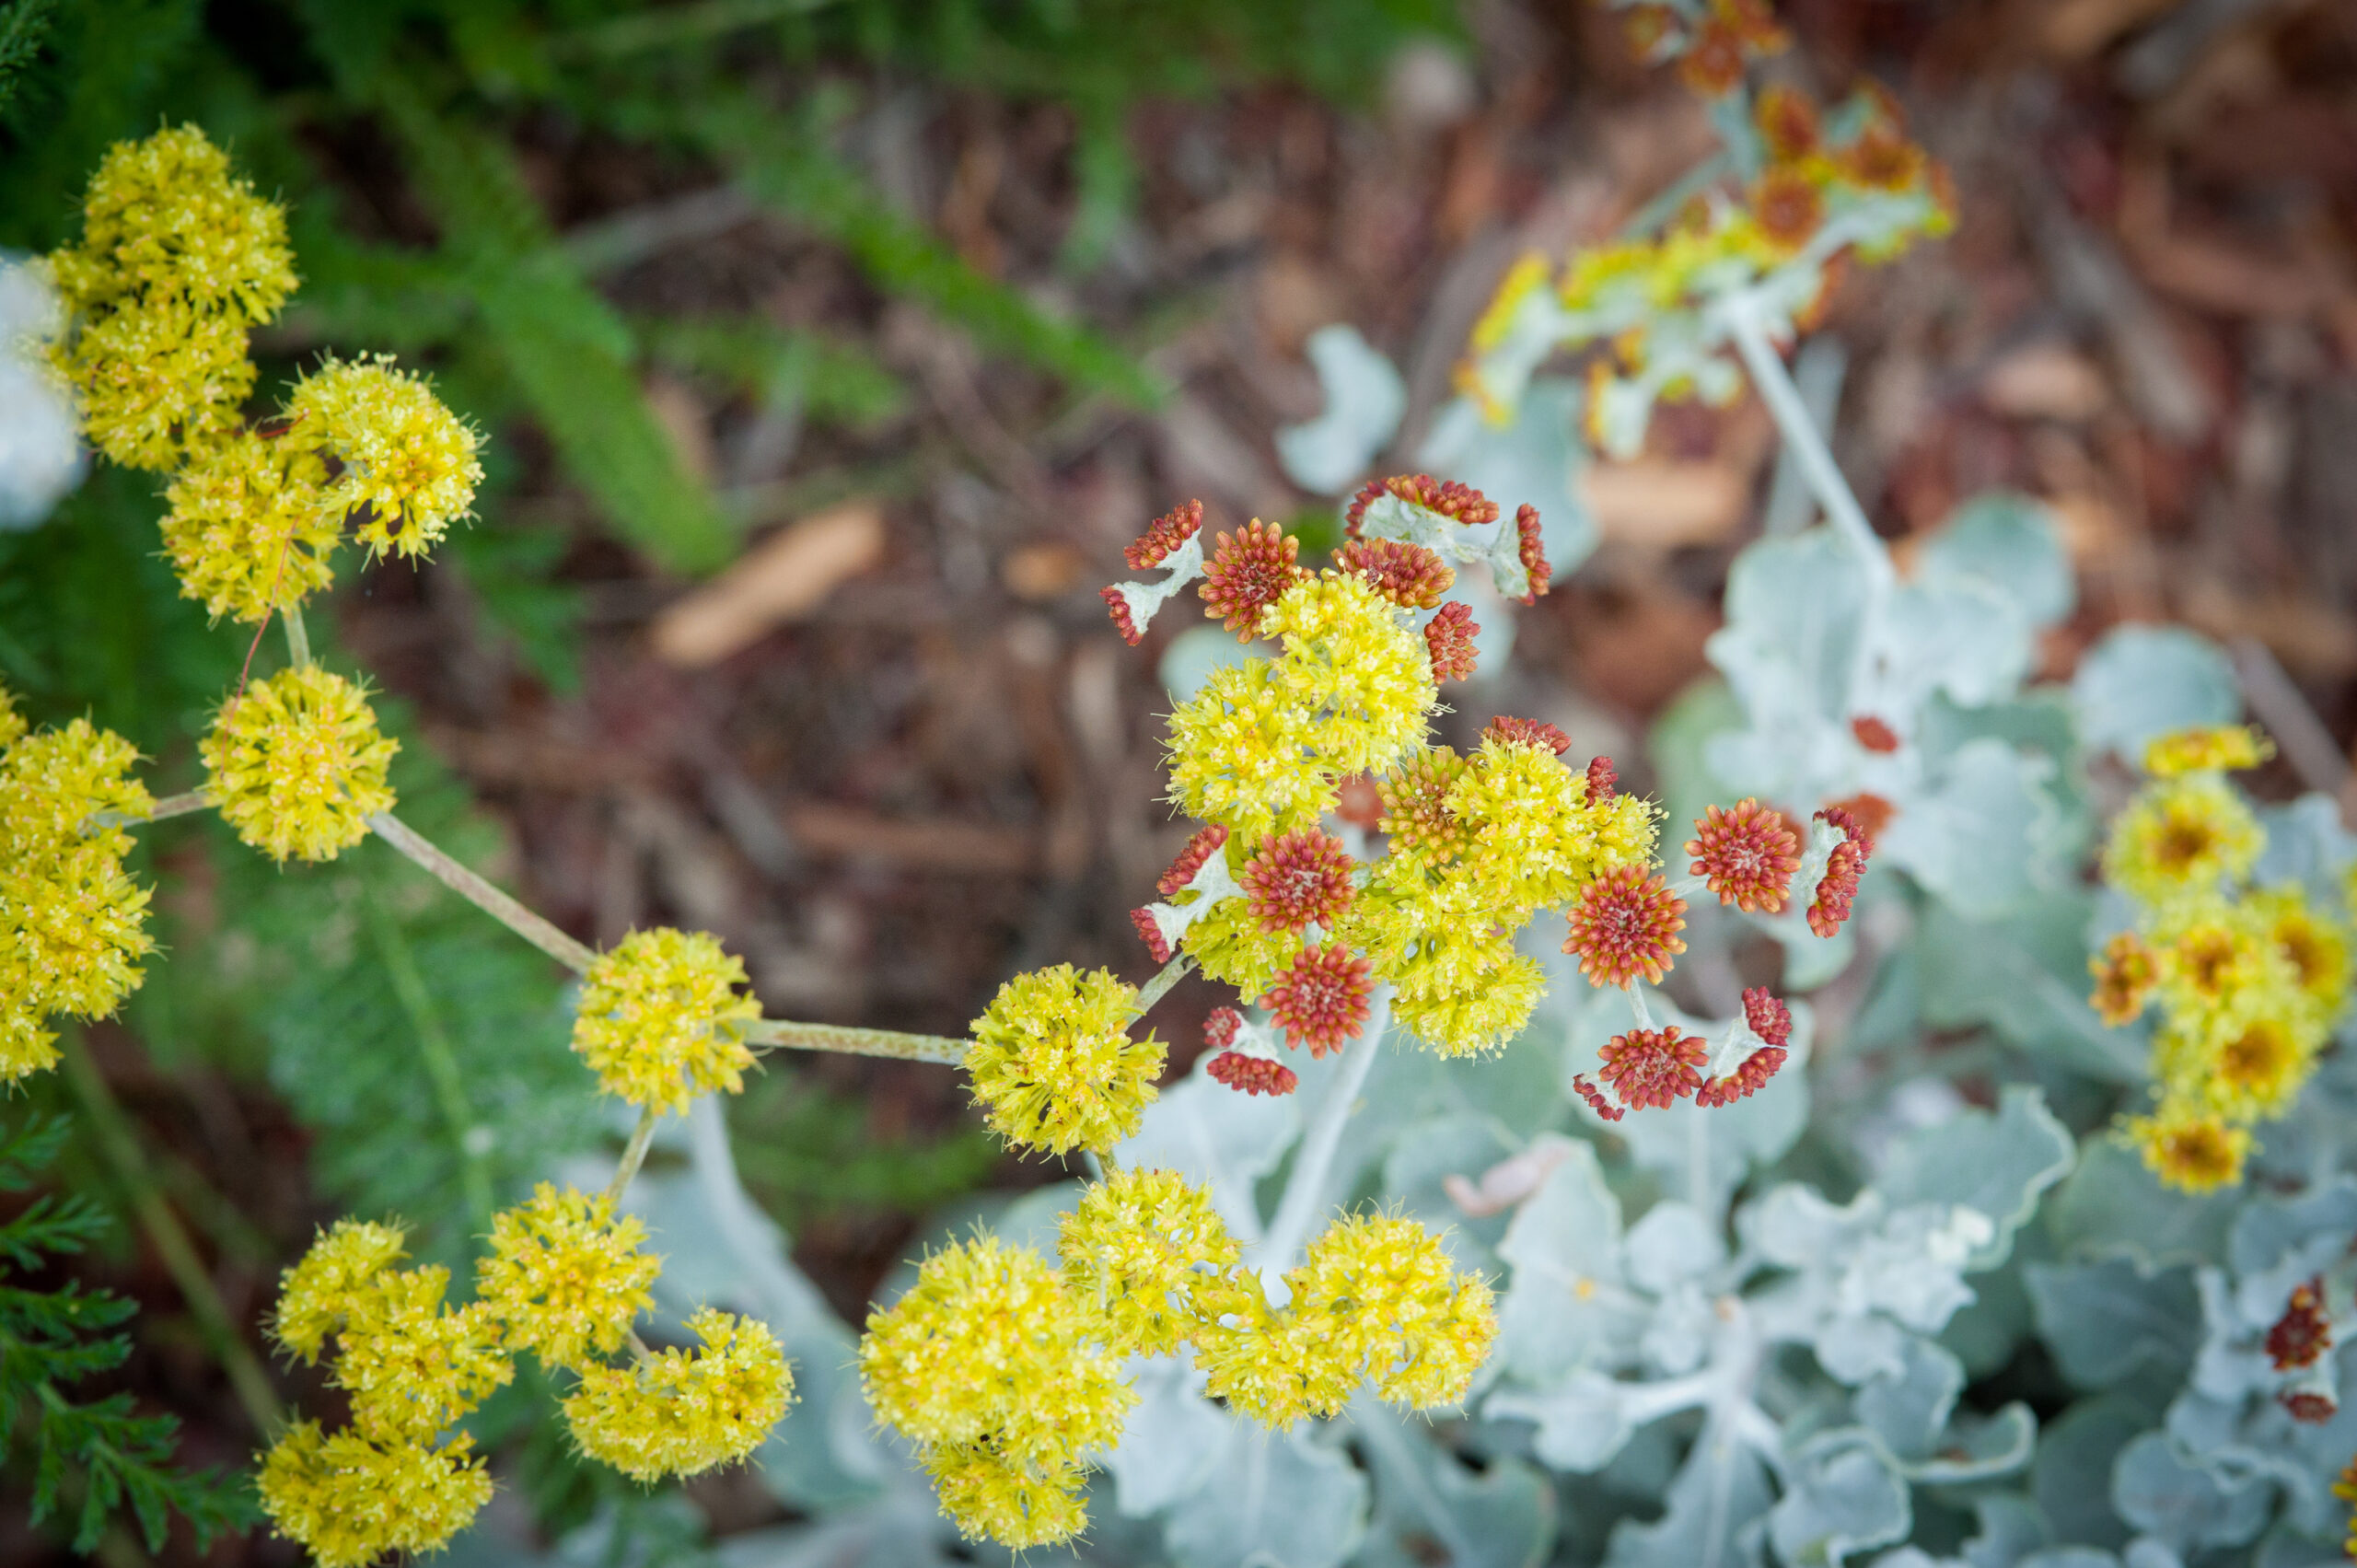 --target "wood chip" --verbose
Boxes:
[650,500,887,667]
[1980,342,2113,422]
[780,802,1036,877]
[1582,459,1747,548]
